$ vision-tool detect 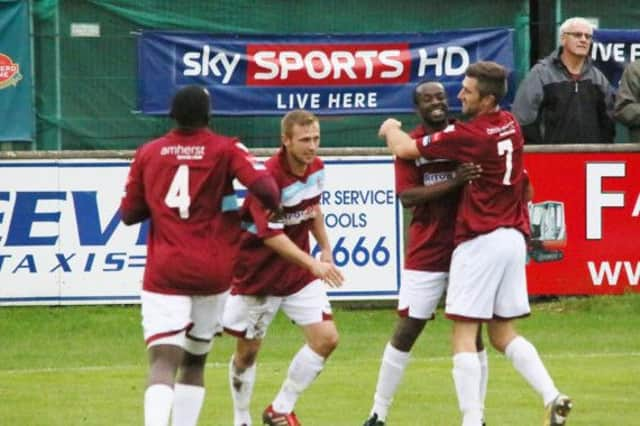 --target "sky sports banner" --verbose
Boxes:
[592,29,640,88]
[136,28,515,116]
[0,158,402,305]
